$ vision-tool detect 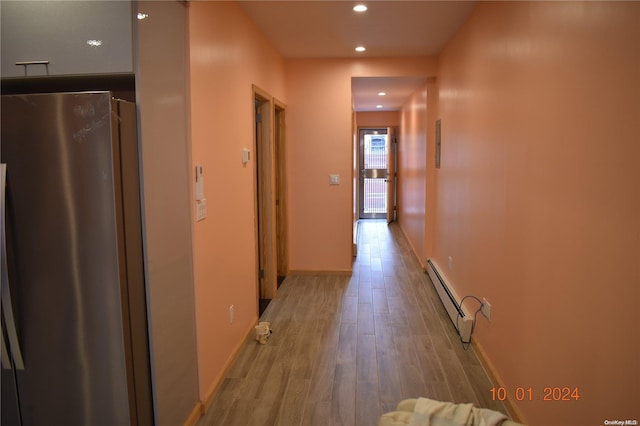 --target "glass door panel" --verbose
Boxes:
[359,129,388,219]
